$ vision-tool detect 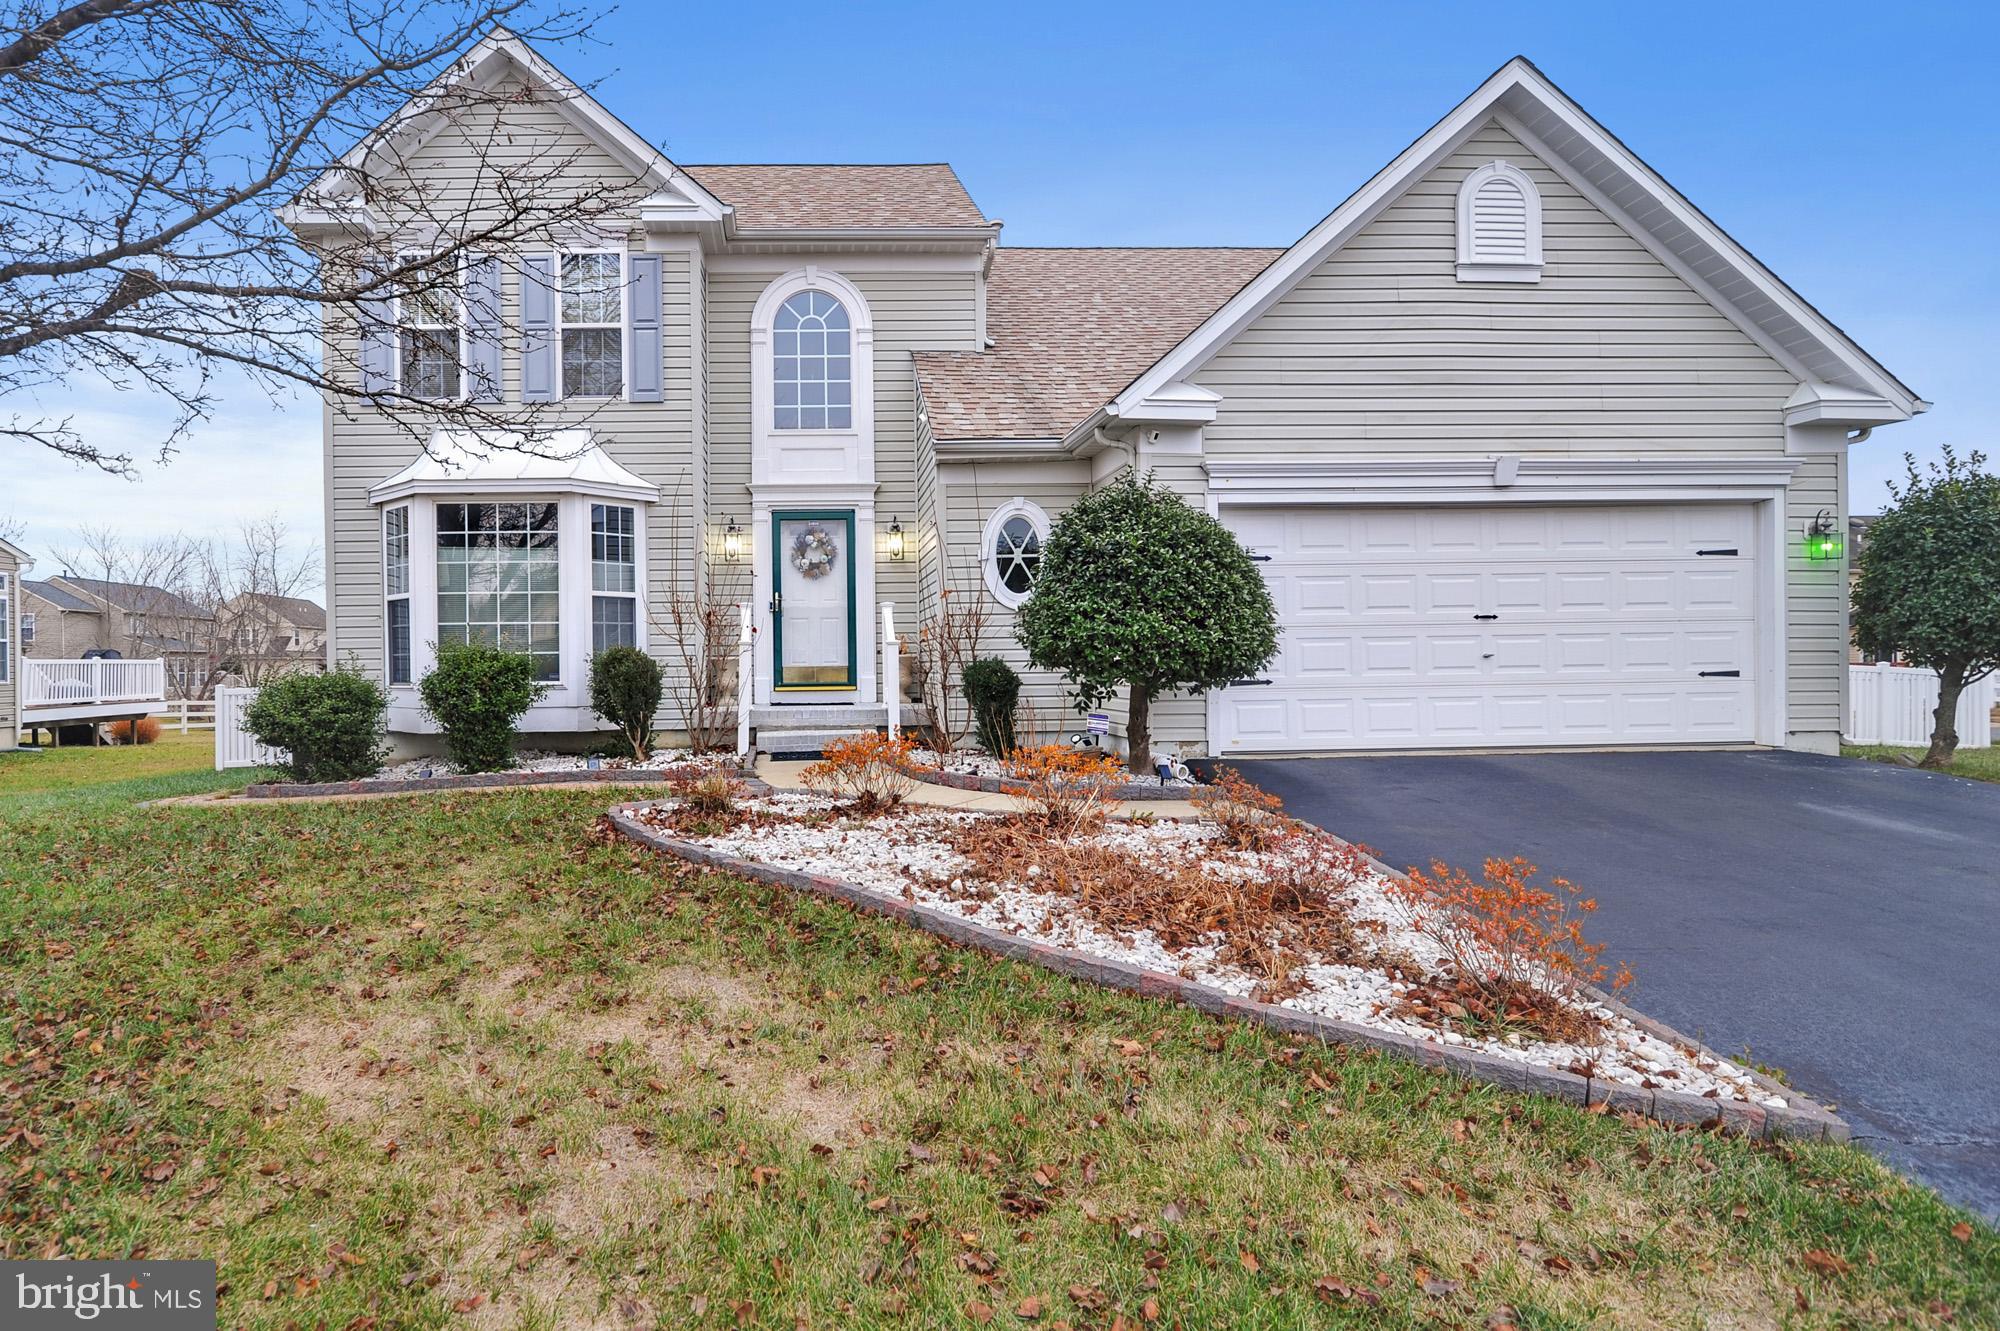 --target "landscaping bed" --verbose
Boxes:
[614,769,1830,1137]
[909,747,1199,801]
[243,749,737,799]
